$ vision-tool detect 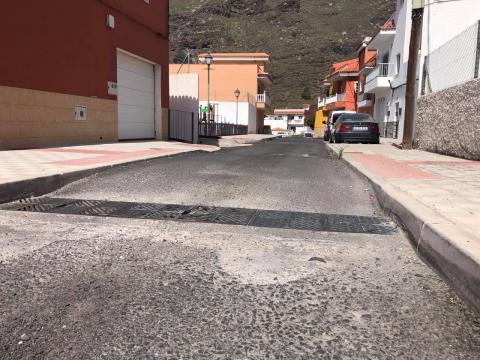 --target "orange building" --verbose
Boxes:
[169,53,272,134]
[323,59,359,114]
